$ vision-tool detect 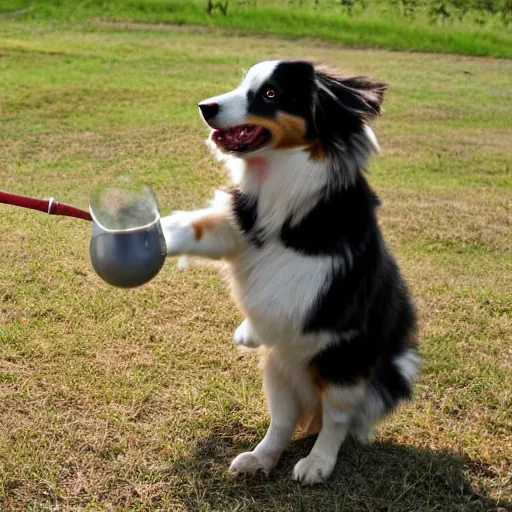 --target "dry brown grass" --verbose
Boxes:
[0,20,511,512]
